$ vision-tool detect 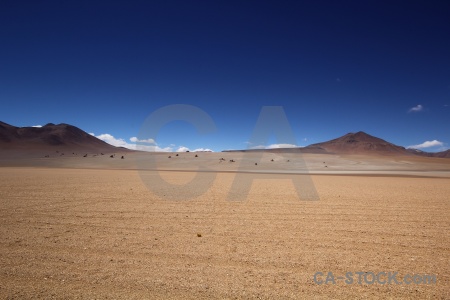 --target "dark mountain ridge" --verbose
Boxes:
[1,122,447,158]
[0,121,120,152]
[224,131,448,158]
[305,131,410,155]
